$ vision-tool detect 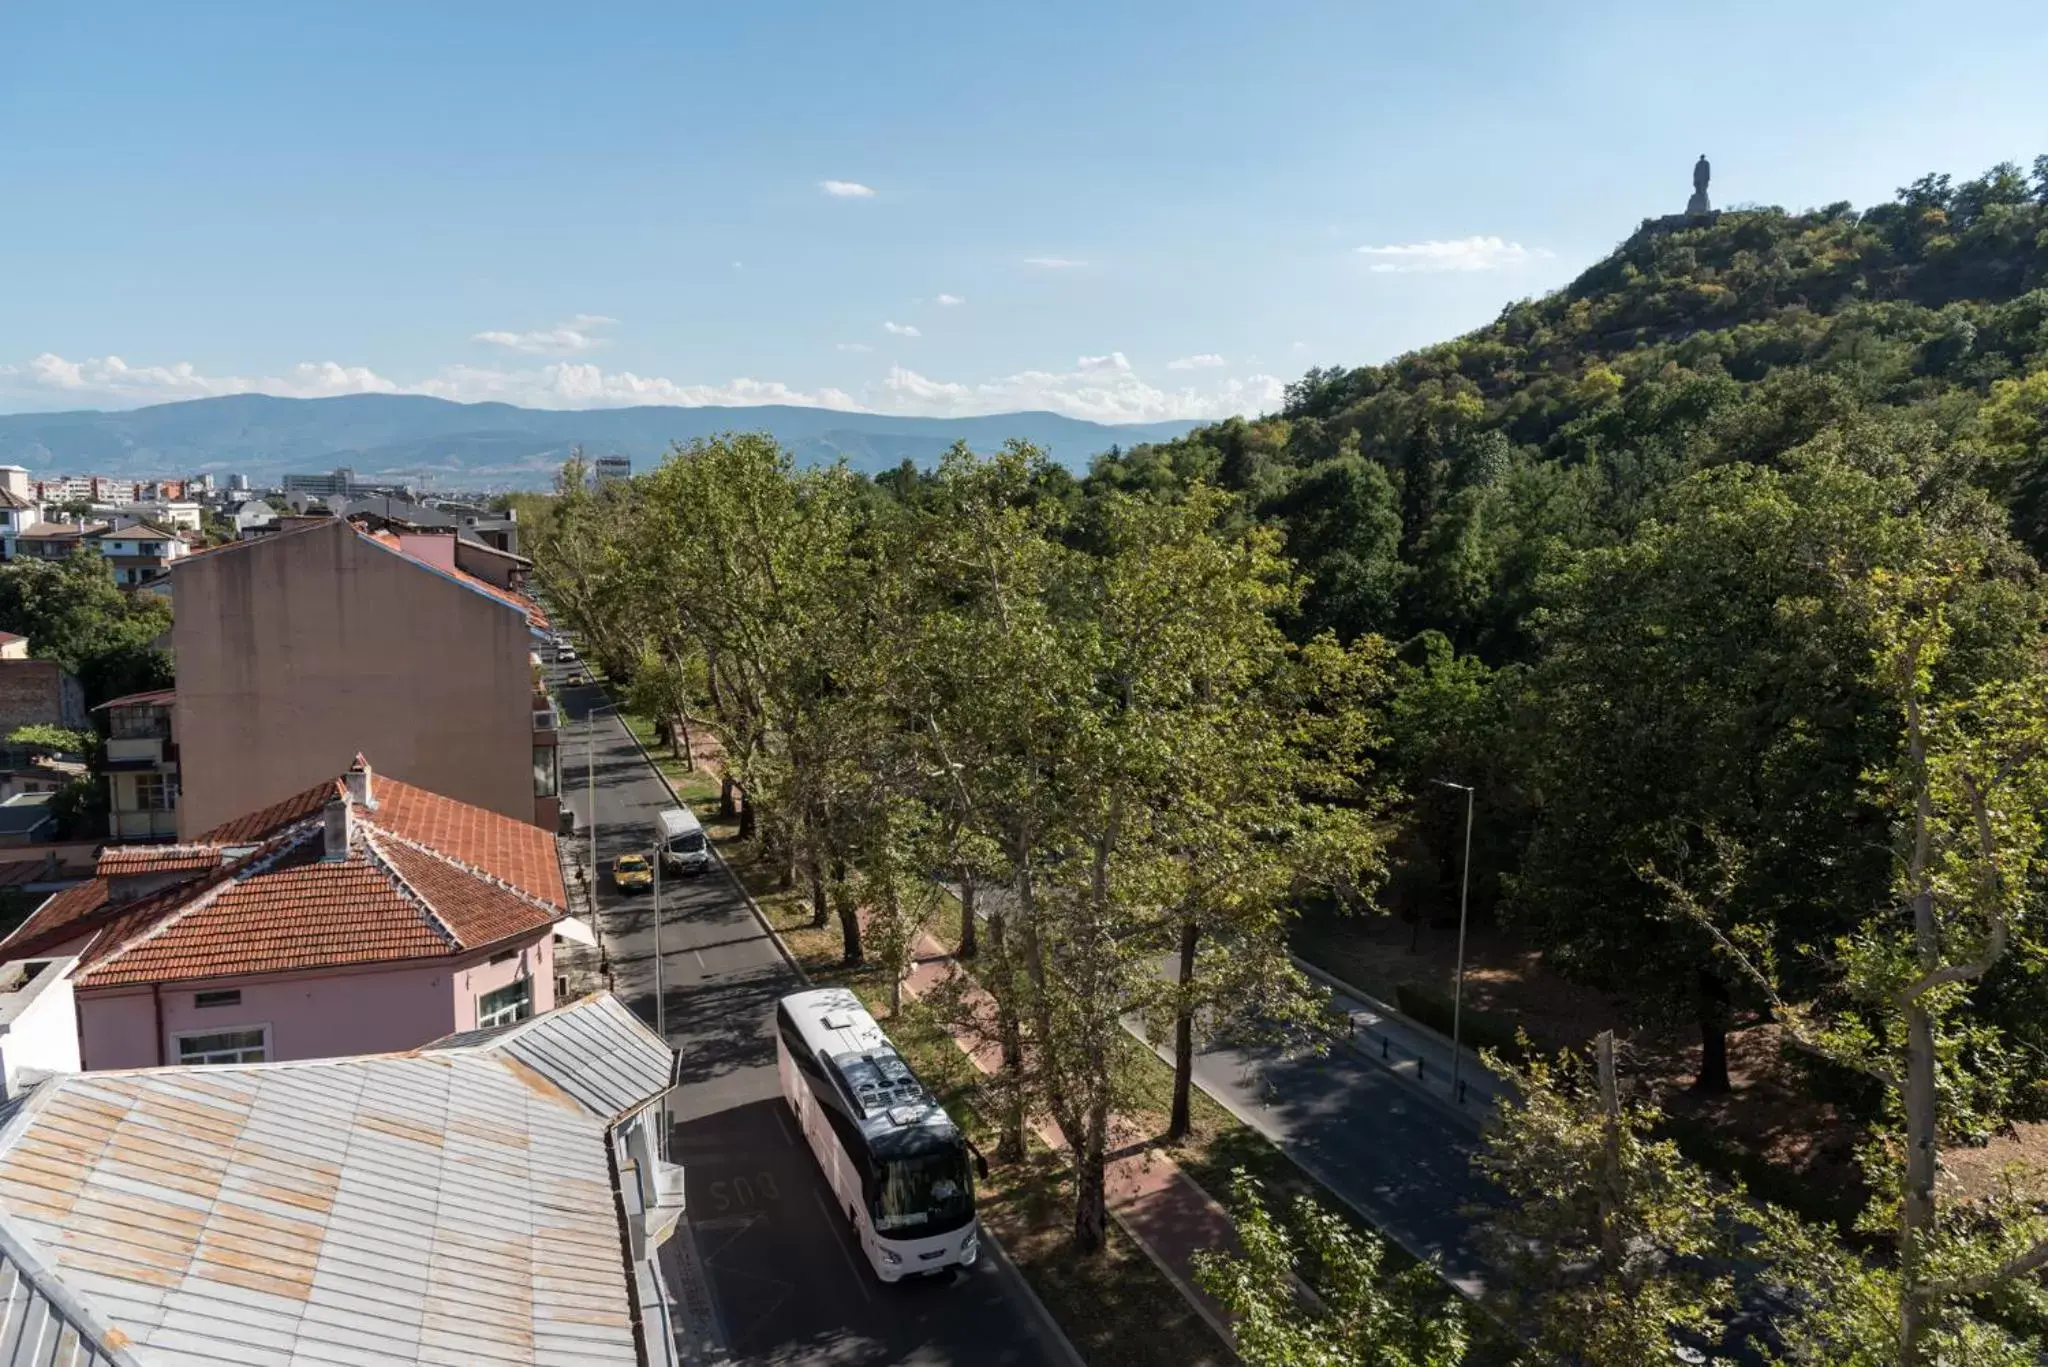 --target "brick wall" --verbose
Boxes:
[0,661,85,732]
